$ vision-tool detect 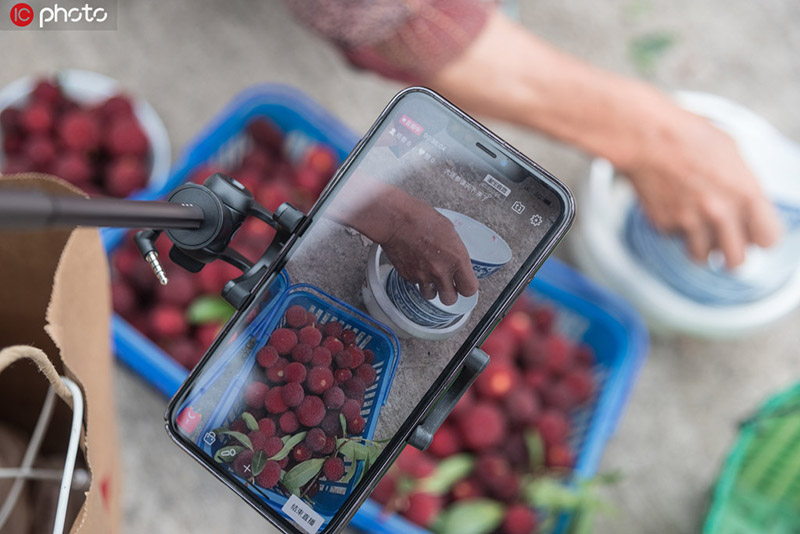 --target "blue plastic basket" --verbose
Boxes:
[179,282,401,519]
[349,258,649,534]
[110,84,359,395]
